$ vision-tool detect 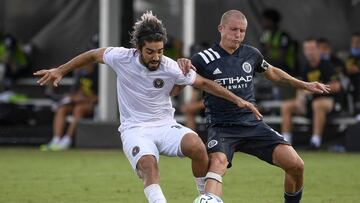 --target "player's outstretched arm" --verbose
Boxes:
[264,65,331,94]
[192,74,263,120]
[33,48,106,87]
